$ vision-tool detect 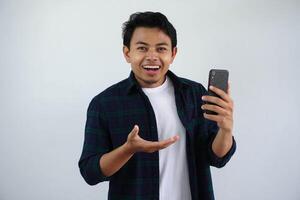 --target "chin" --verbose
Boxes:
[143,79,159,84]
